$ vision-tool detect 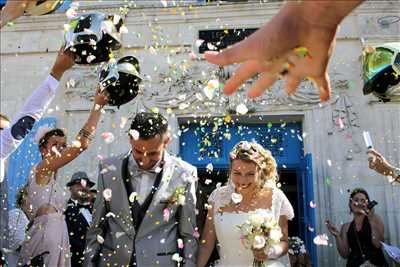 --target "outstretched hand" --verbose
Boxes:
[94,86,109,108]
[204,3,338,101]
[325,220,340,237]
[51,46,76,81]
